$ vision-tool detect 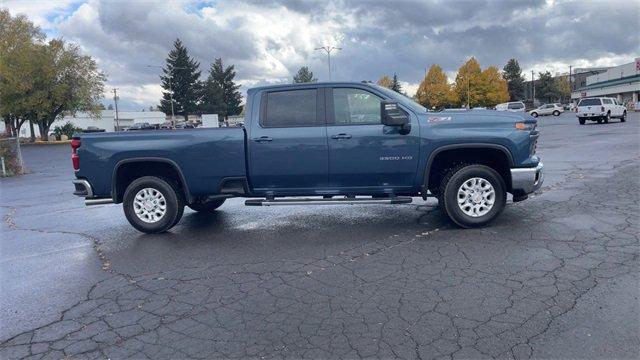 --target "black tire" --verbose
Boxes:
[530,112,538,118]
[123,176,184,234]
[621,111,626,122]
[553,110,560,116]
[604,113,610,123]
[578,117,586,125]
[597,118,603,124]
[188,199,226,213]
[437,164,506,228]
